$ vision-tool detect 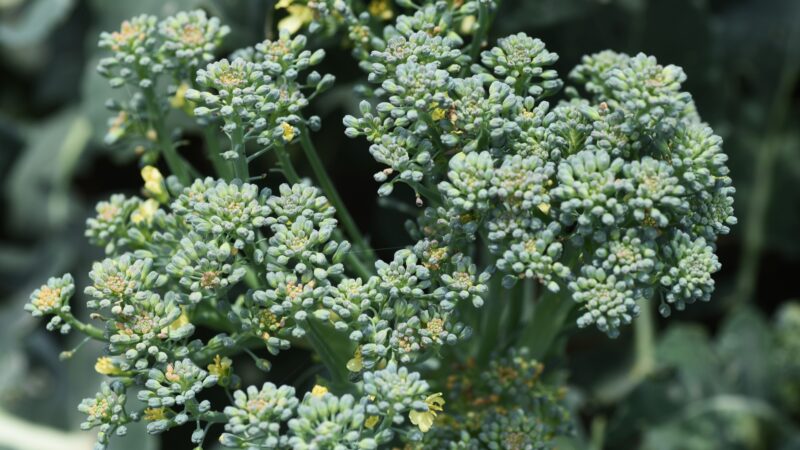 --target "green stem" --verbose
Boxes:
[304,317,353,393]
[731,19,800,306]
[592,298,657,405]
[632,299,655,376]
[203,126,232,180]
[477,266,505,363]
[276,145,301,183]
[143,88,191,184]
[503,279,531,345]
[230,125,249,181]
[589,415,607,450]
[199,411,228,424]
[298,124,377,266]
[342,241,374,280]
[411,180,442,207]
[468,1,491,63]
[61,312,105,340]
[192,303,237,334]
[194,333,263,366]
[519,288,573,359]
